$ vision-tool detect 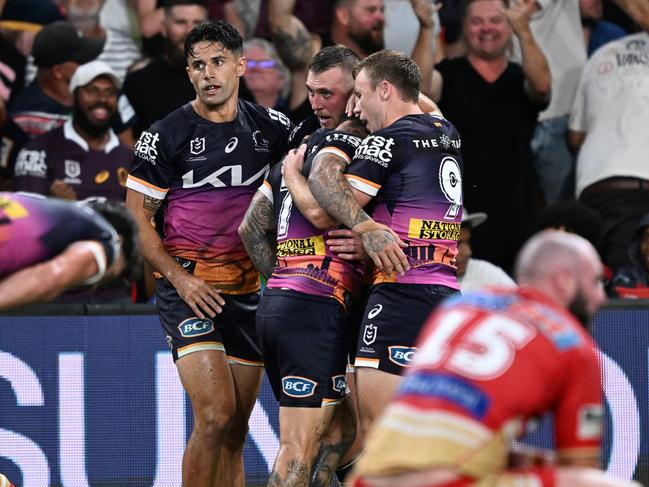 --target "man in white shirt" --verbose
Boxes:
[457,208,517,292]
